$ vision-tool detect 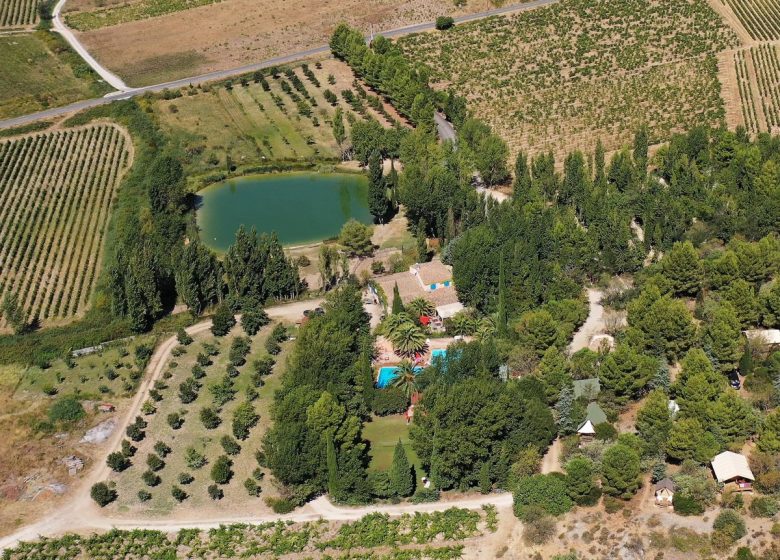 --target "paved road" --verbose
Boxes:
[0,0,558,130]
